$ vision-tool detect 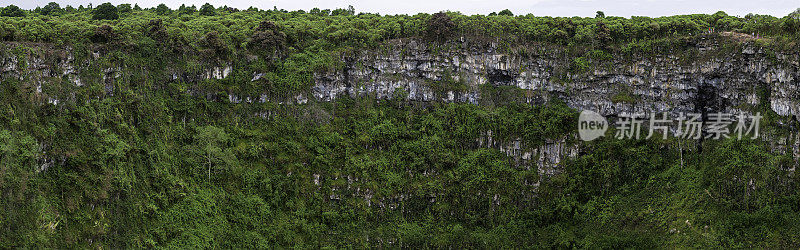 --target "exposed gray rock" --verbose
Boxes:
[312,39,799,120]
